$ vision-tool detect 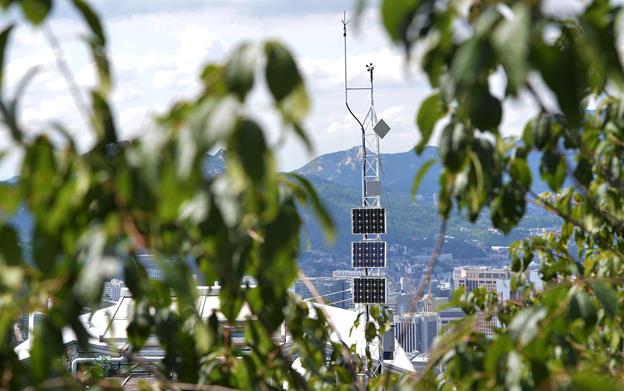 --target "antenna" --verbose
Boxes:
[342,11,392,378]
